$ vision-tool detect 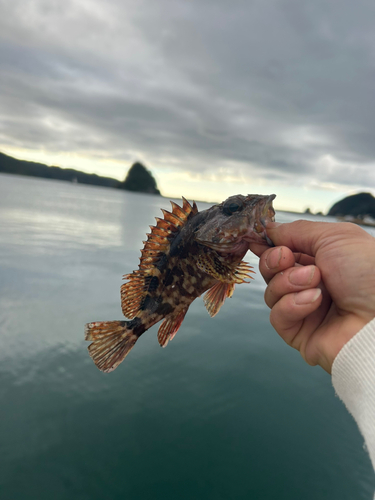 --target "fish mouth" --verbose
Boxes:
[259,194,276,224]
[241,193,276,247]
[259,194,276,246]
